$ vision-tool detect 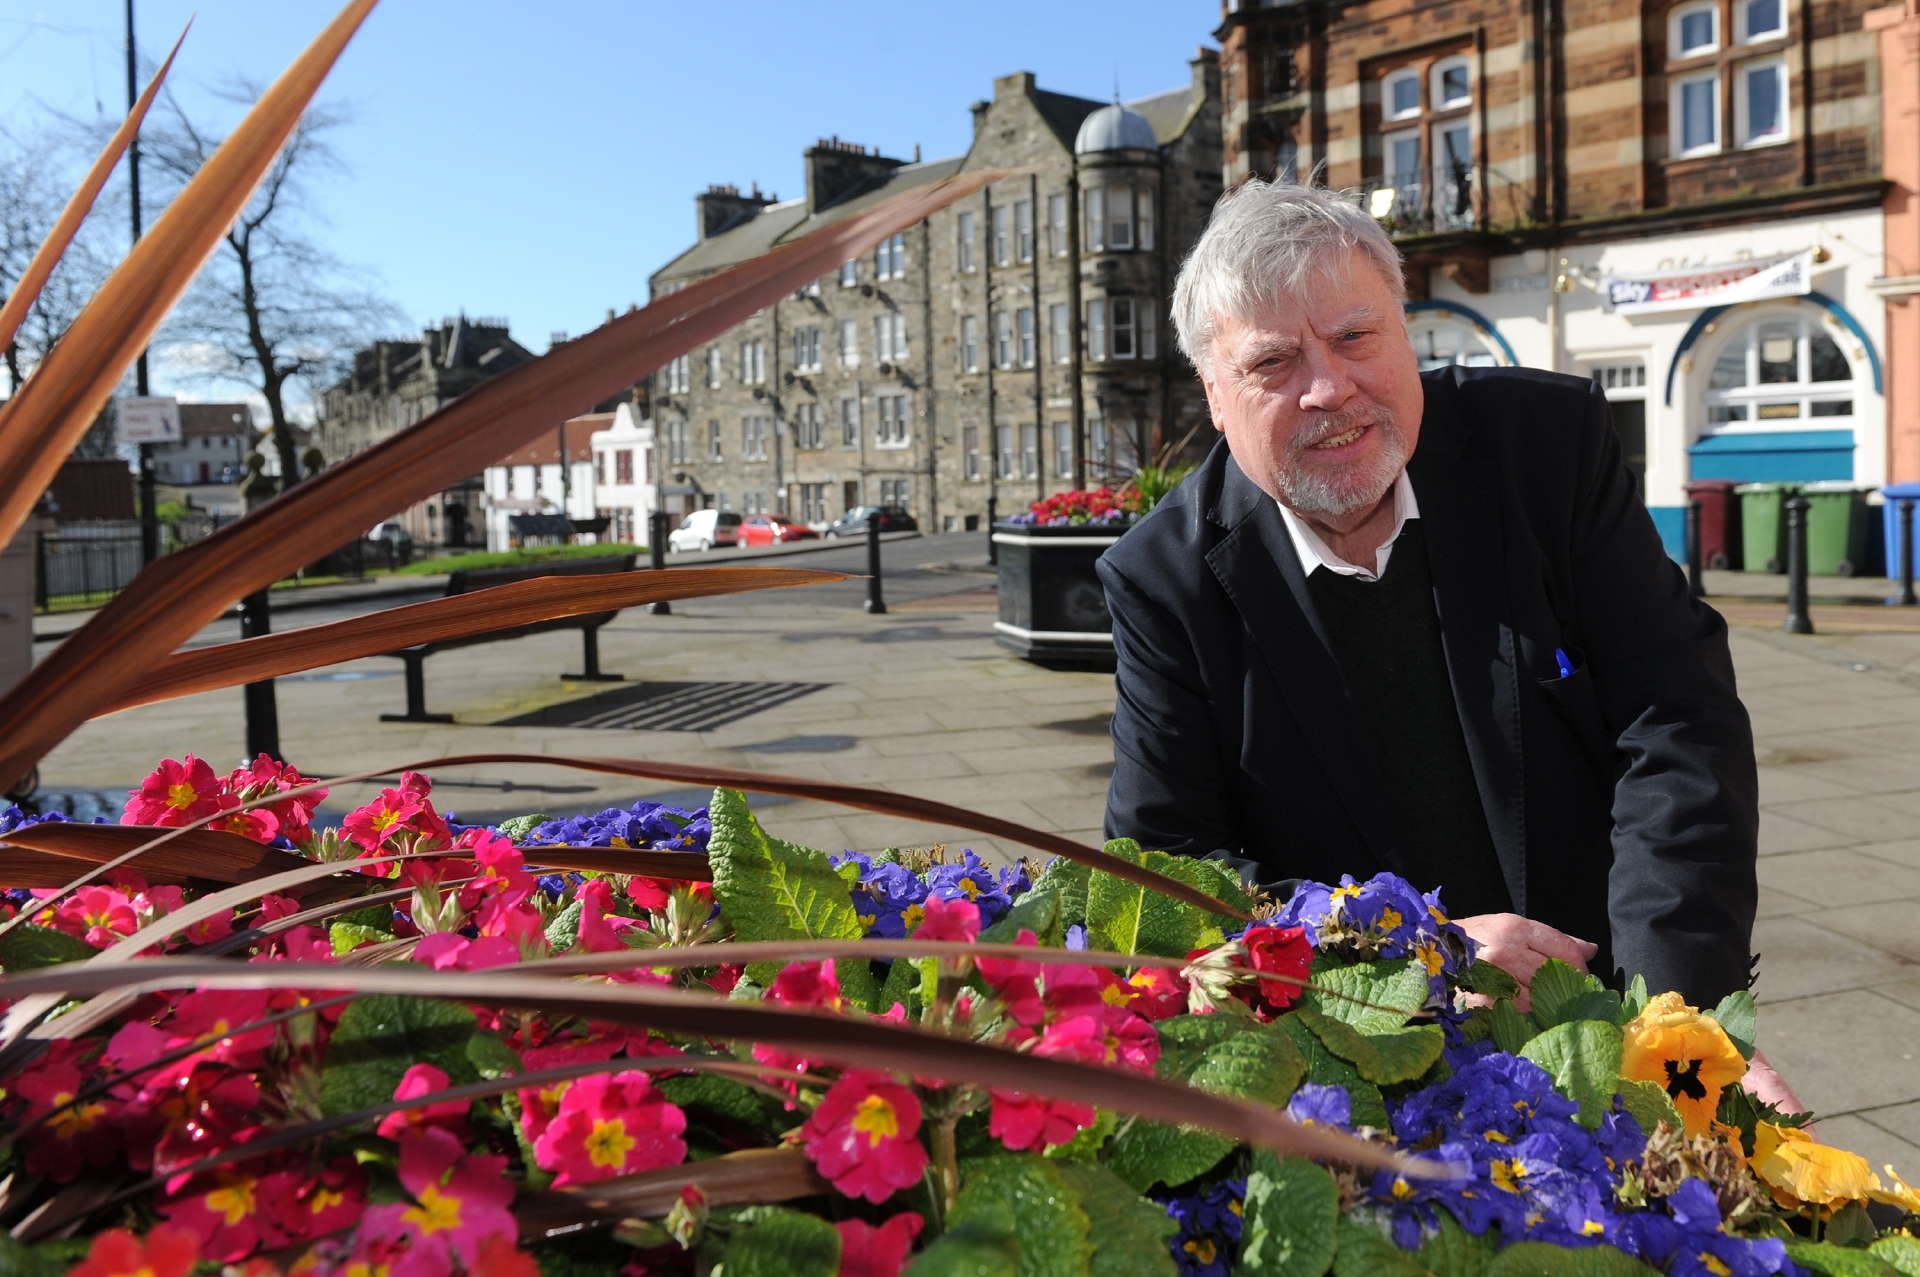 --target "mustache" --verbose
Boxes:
[1288,406,1393,454]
